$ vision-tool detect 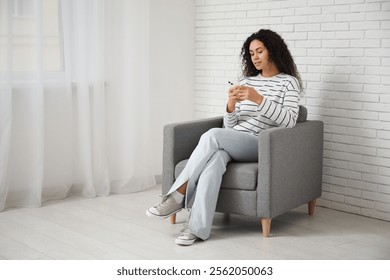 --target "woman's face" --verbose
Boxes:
[249,39,270,71]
